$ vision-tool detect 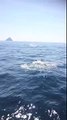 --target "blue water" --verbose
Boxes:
[0,41,66,120]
